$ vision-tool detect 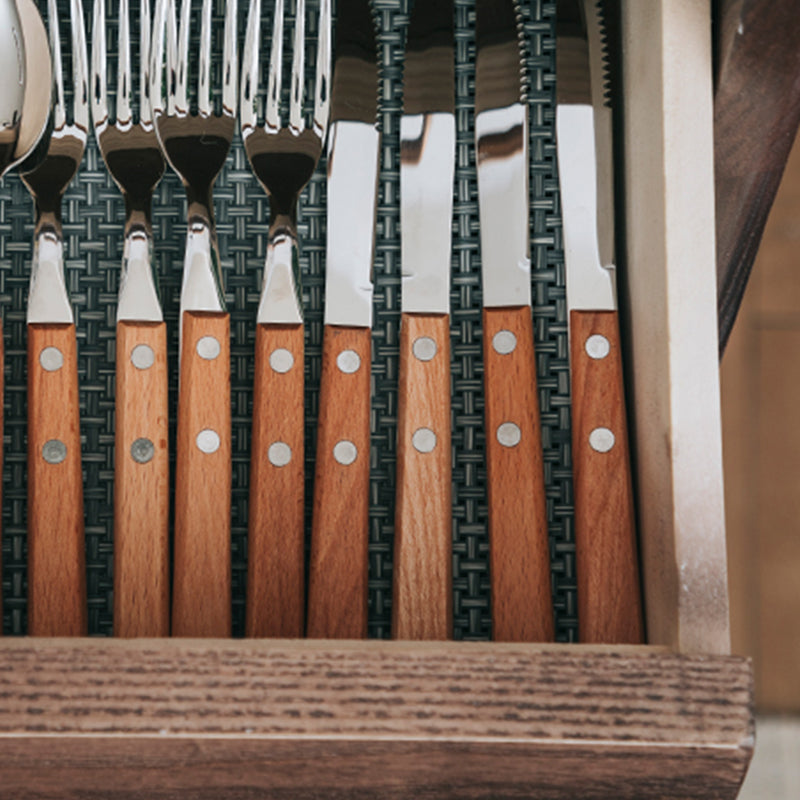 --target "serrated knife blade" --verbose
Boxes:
[556,0,643,644]
[393,0,455,641]
[307,0,381,640]
[475,0,554,643]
